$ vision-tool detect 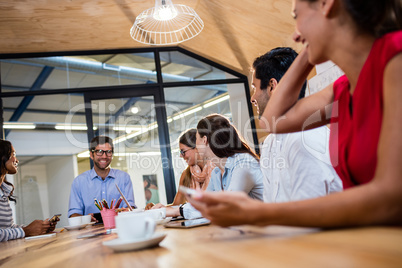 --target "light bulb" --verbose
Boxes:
[131,107,139,114]
[154,6,177,20]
